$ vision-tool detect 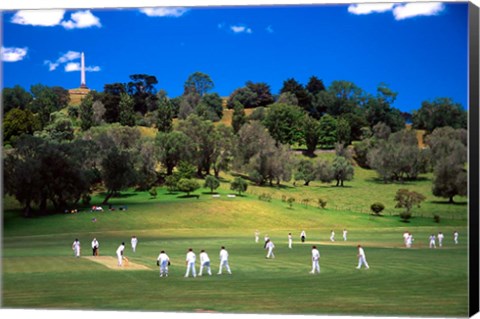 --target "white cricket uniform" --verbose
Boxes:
[453,232,459,244]
[403,232,409,247]
[185,251,196,277]
[438,233,444,247]
[255,231,259,243]
[199,252,212,276]
[429,235,436,248]
[311,248,320,274]
[218,249,231,274]
[266,241,275,258]
[72,240,81,257]
[300,231,306,243]
[343,230,347,241]
[406,234,413,248]
[91,239,99,256]
[131,237,138,252]
[157,253,170,276]
[116,244,125,266]
[330,231,335,242]
[288,234,293,248]
[357,247,369,269]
